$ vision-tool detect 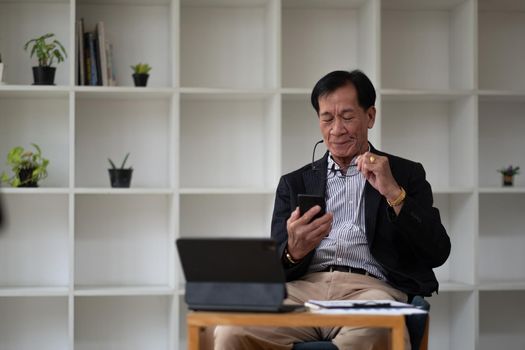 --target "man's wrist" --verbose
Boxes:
[387,186,406,207]
[283,247,300,265]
